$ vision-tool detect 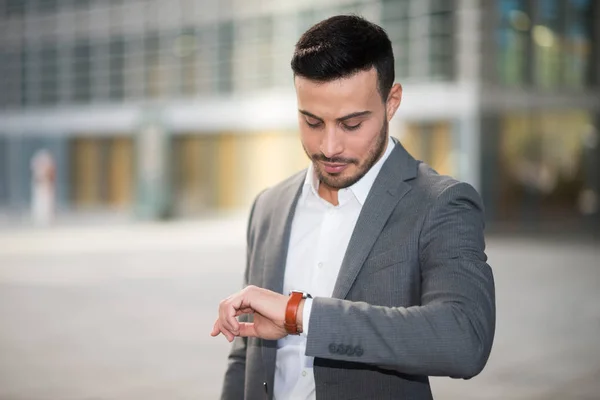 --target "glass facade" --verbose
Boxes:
[381,0,455,81]
[481,111,596,227]
[0,0,597,227]
[496,0,595,89]
[381,0,411,79]
[0,0,459,110]
[563,0,594,88]
[497,0,530,86]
